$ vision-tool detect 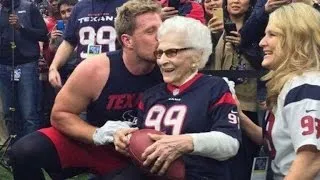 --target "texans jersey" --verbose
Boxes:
[138,73,241,179]
[265,71,320,180]
[86,50,162,127]
[64,0,126,61]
